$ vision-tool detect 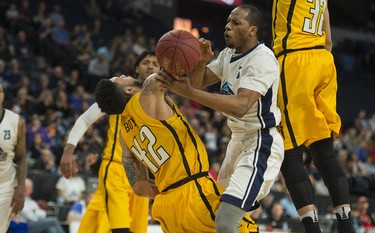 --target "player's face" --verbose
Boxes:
[113,75,137,90]
[224,8,254,53]
[135,55,160,82]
